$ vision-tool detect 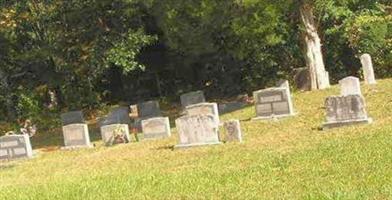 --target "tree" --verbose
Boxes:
[299,0,330,90]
